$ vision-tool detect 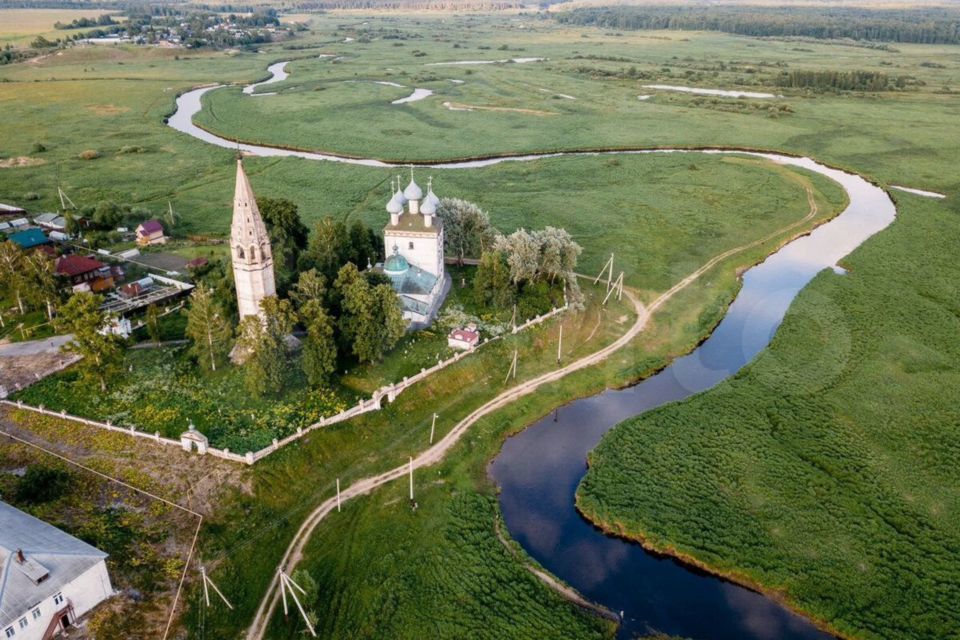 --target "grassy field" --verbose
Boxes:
[0,8,117,47]
[577,193,960,640]
[2,9,958,640]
